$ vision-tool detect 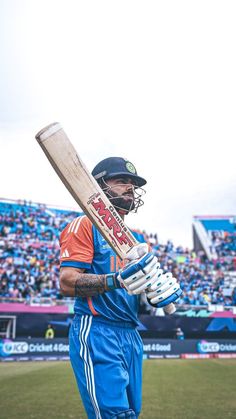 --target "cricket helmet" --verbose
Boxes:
[92,157,147,187]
